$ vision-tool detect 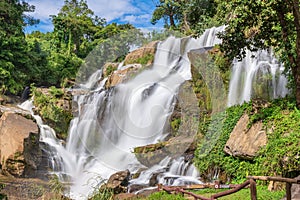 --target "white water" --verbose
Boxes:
[227,49,289,106]
[19,26,223,199]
